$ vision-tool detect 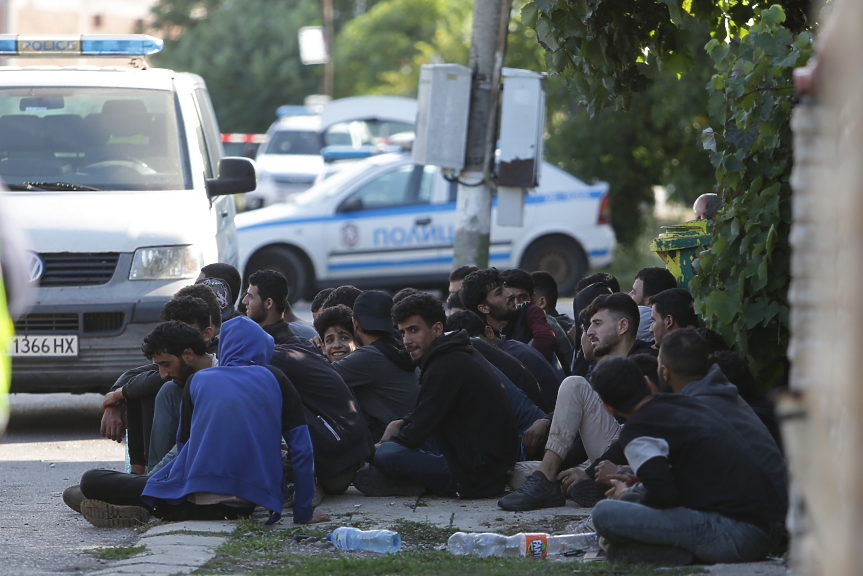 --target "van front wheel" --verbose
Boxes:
[245,246,311,305]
